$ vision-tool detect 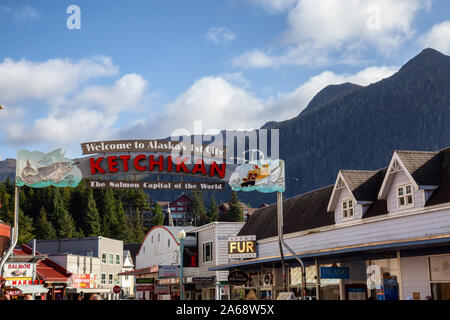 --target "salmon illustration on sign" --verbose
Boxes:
[16,148,82,188]
[228,150,285,193]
